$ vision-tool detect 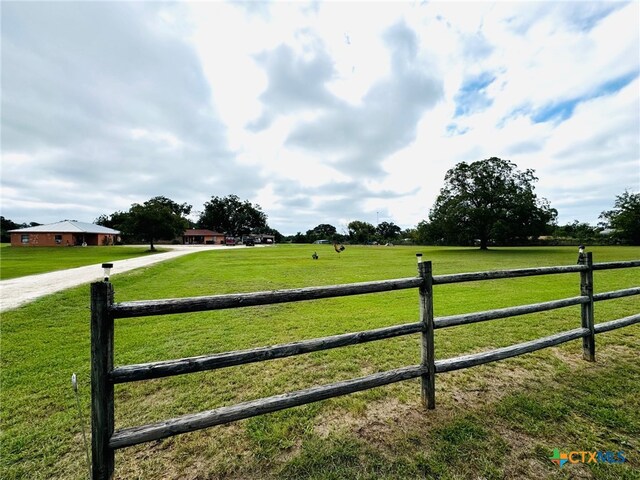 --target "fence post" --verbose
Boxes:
[91,281,115,479]
[417,254,435,409]
[580,252,595,362]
